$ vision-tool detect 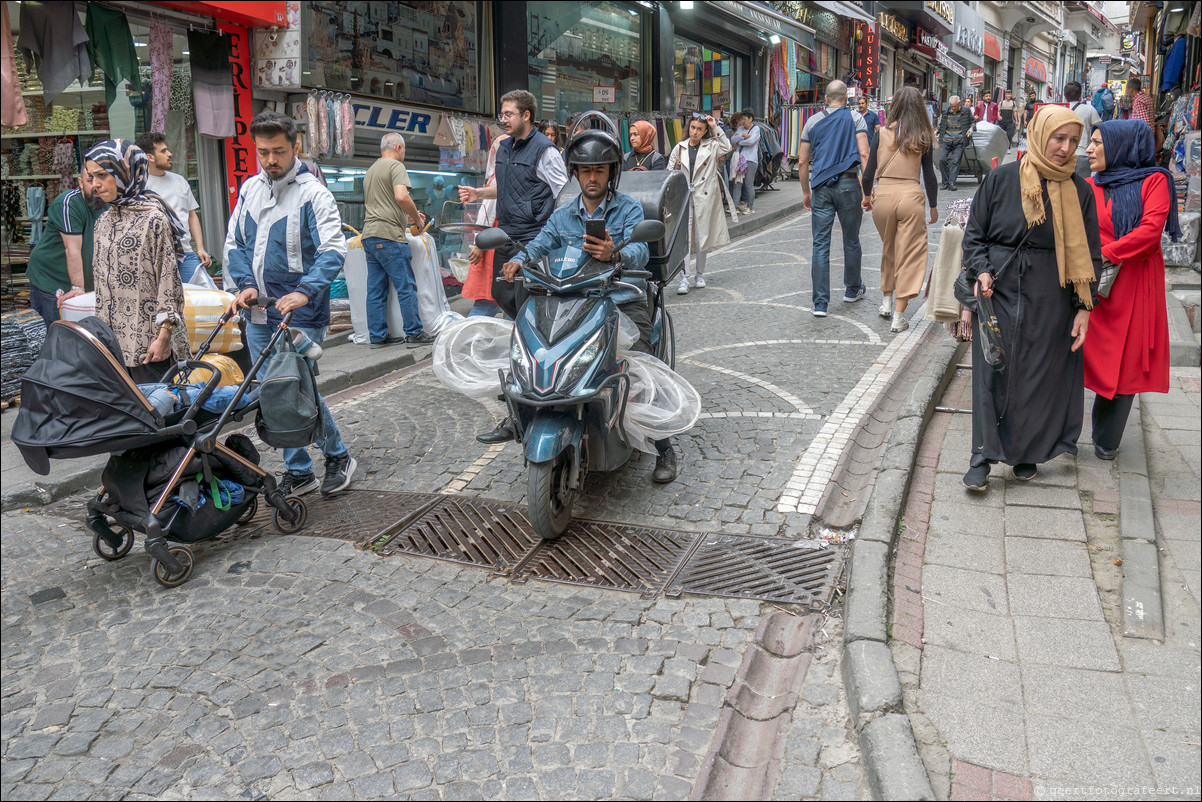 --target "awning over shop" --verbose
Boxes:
[983,33,1002,61]
[810,1,875,25]
[153,1,287,28]
[911,43,967,79]
[708,1,817,51]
